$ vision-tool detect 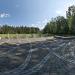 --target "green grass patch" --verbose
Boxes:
[0,34,43,39]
